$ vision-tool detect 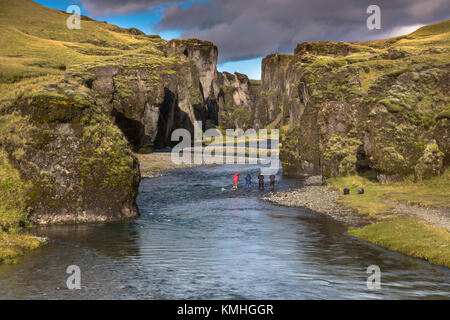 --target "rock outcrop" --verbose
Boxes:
[260,23,450,182]
[0,82,141,224]
[258,53,297,128]
[82,38,260,152]
[215,72,260,130]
